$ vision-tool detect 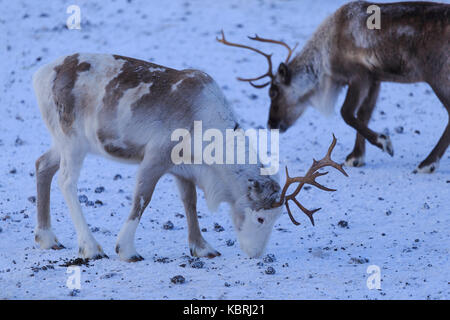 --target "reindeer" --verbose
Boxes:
[218,1,450,173]
[33,53,347,261]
